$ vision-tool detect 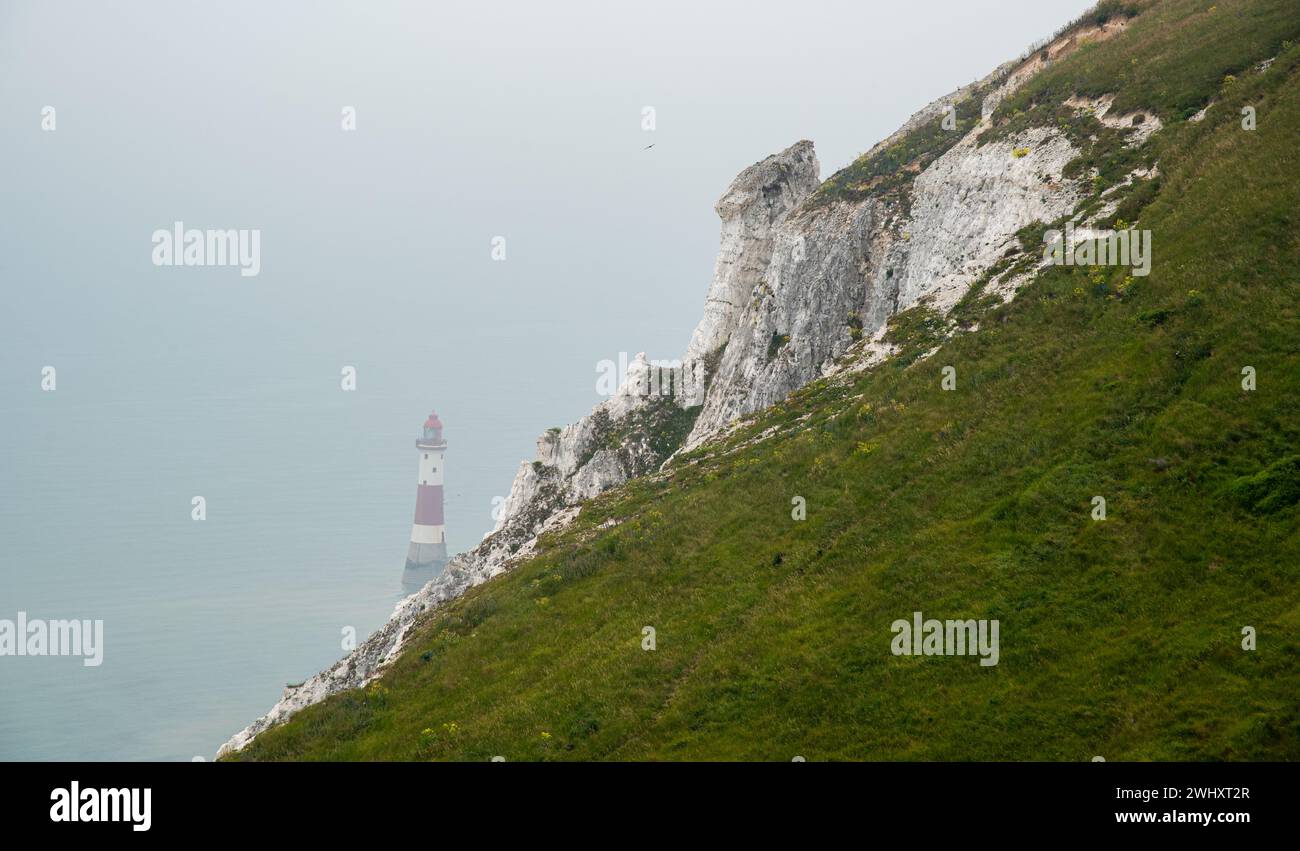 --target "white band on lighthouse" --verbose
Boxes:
[410,524,443,545]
